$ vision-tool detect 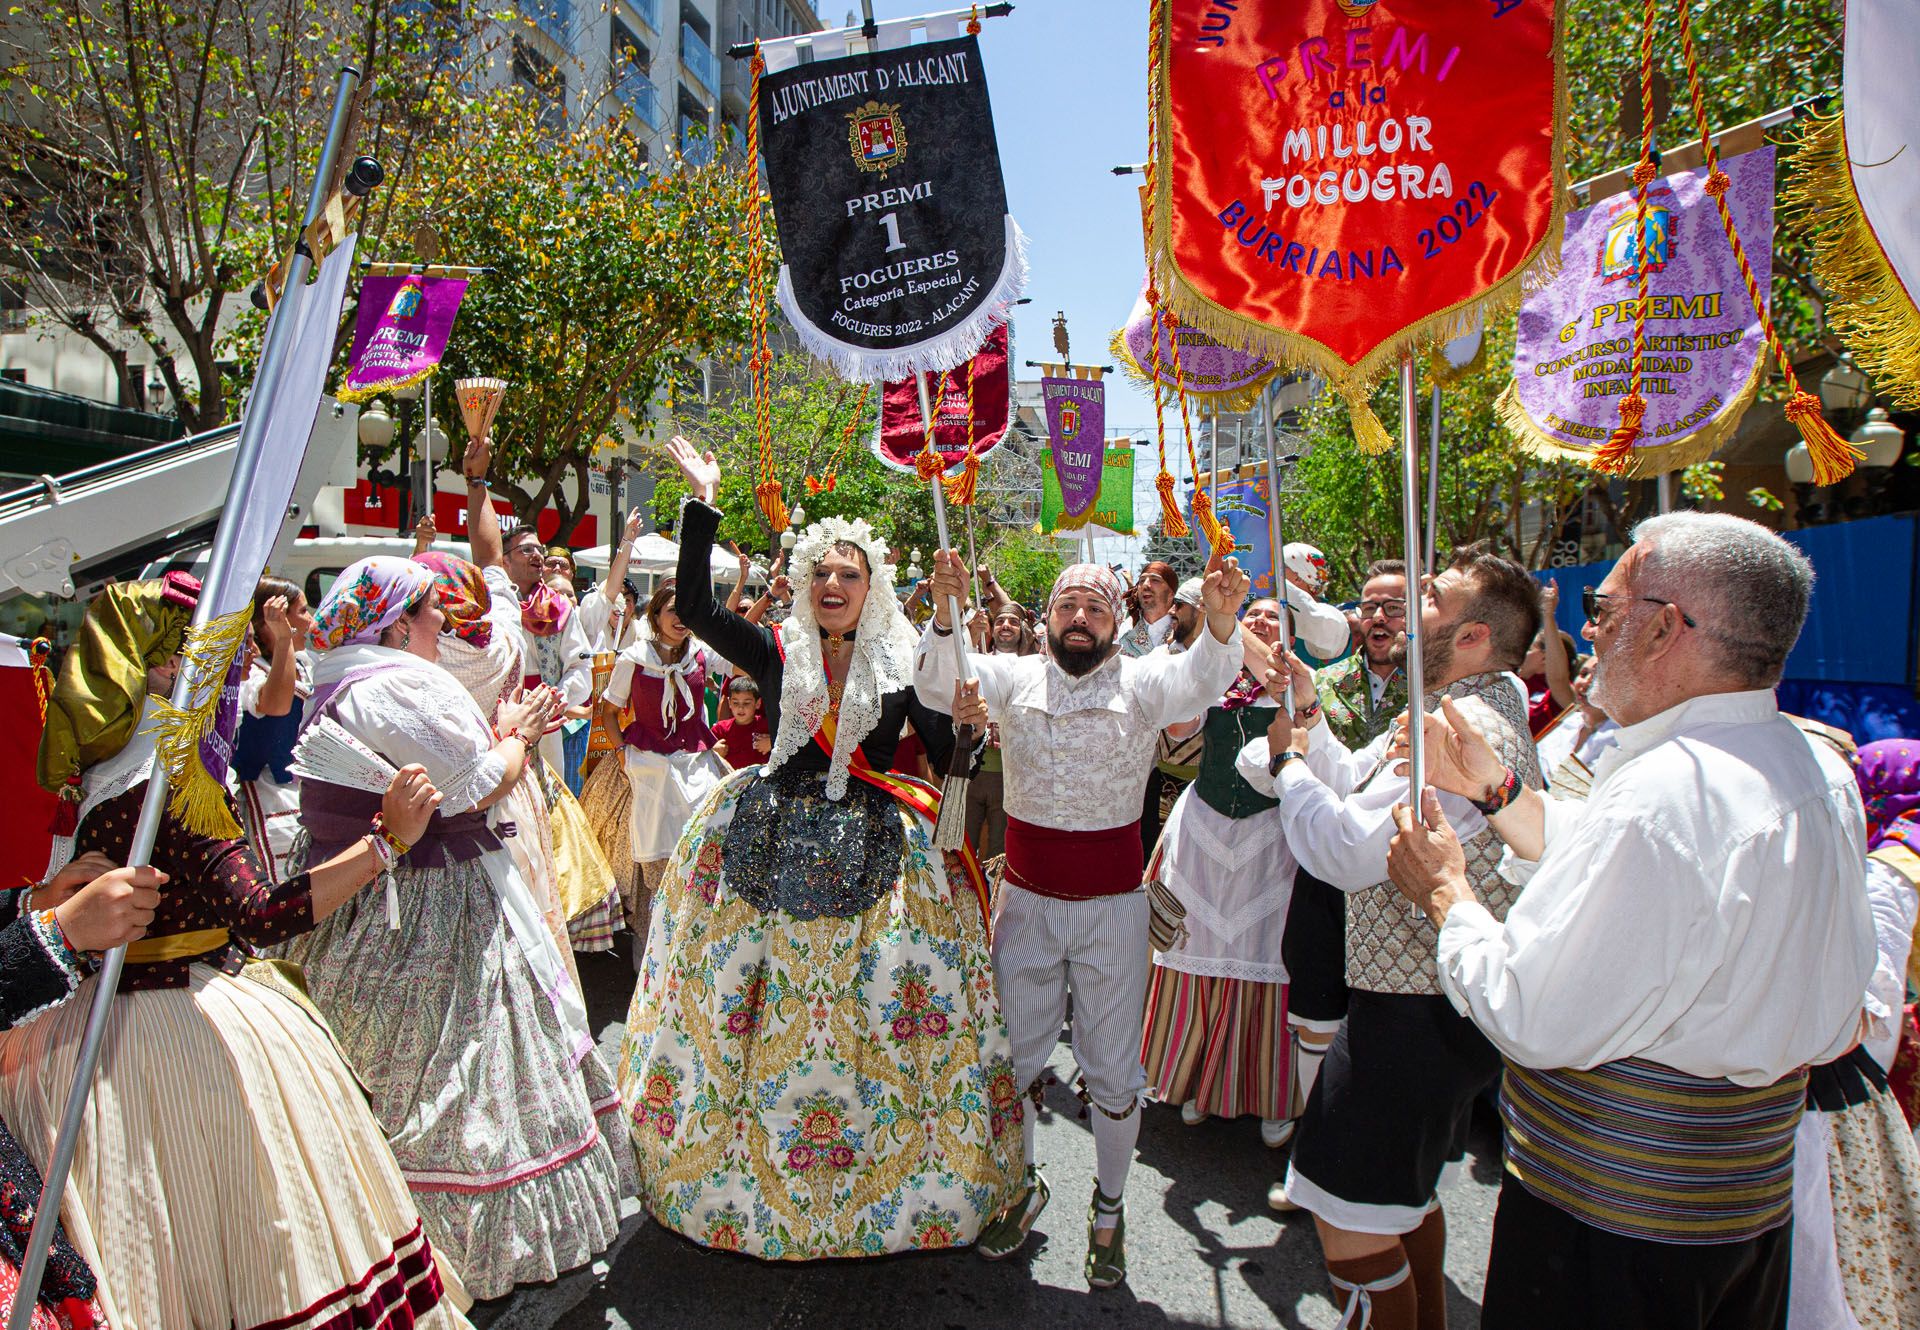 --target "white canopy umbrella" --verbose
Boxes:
[574,532,766,587]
